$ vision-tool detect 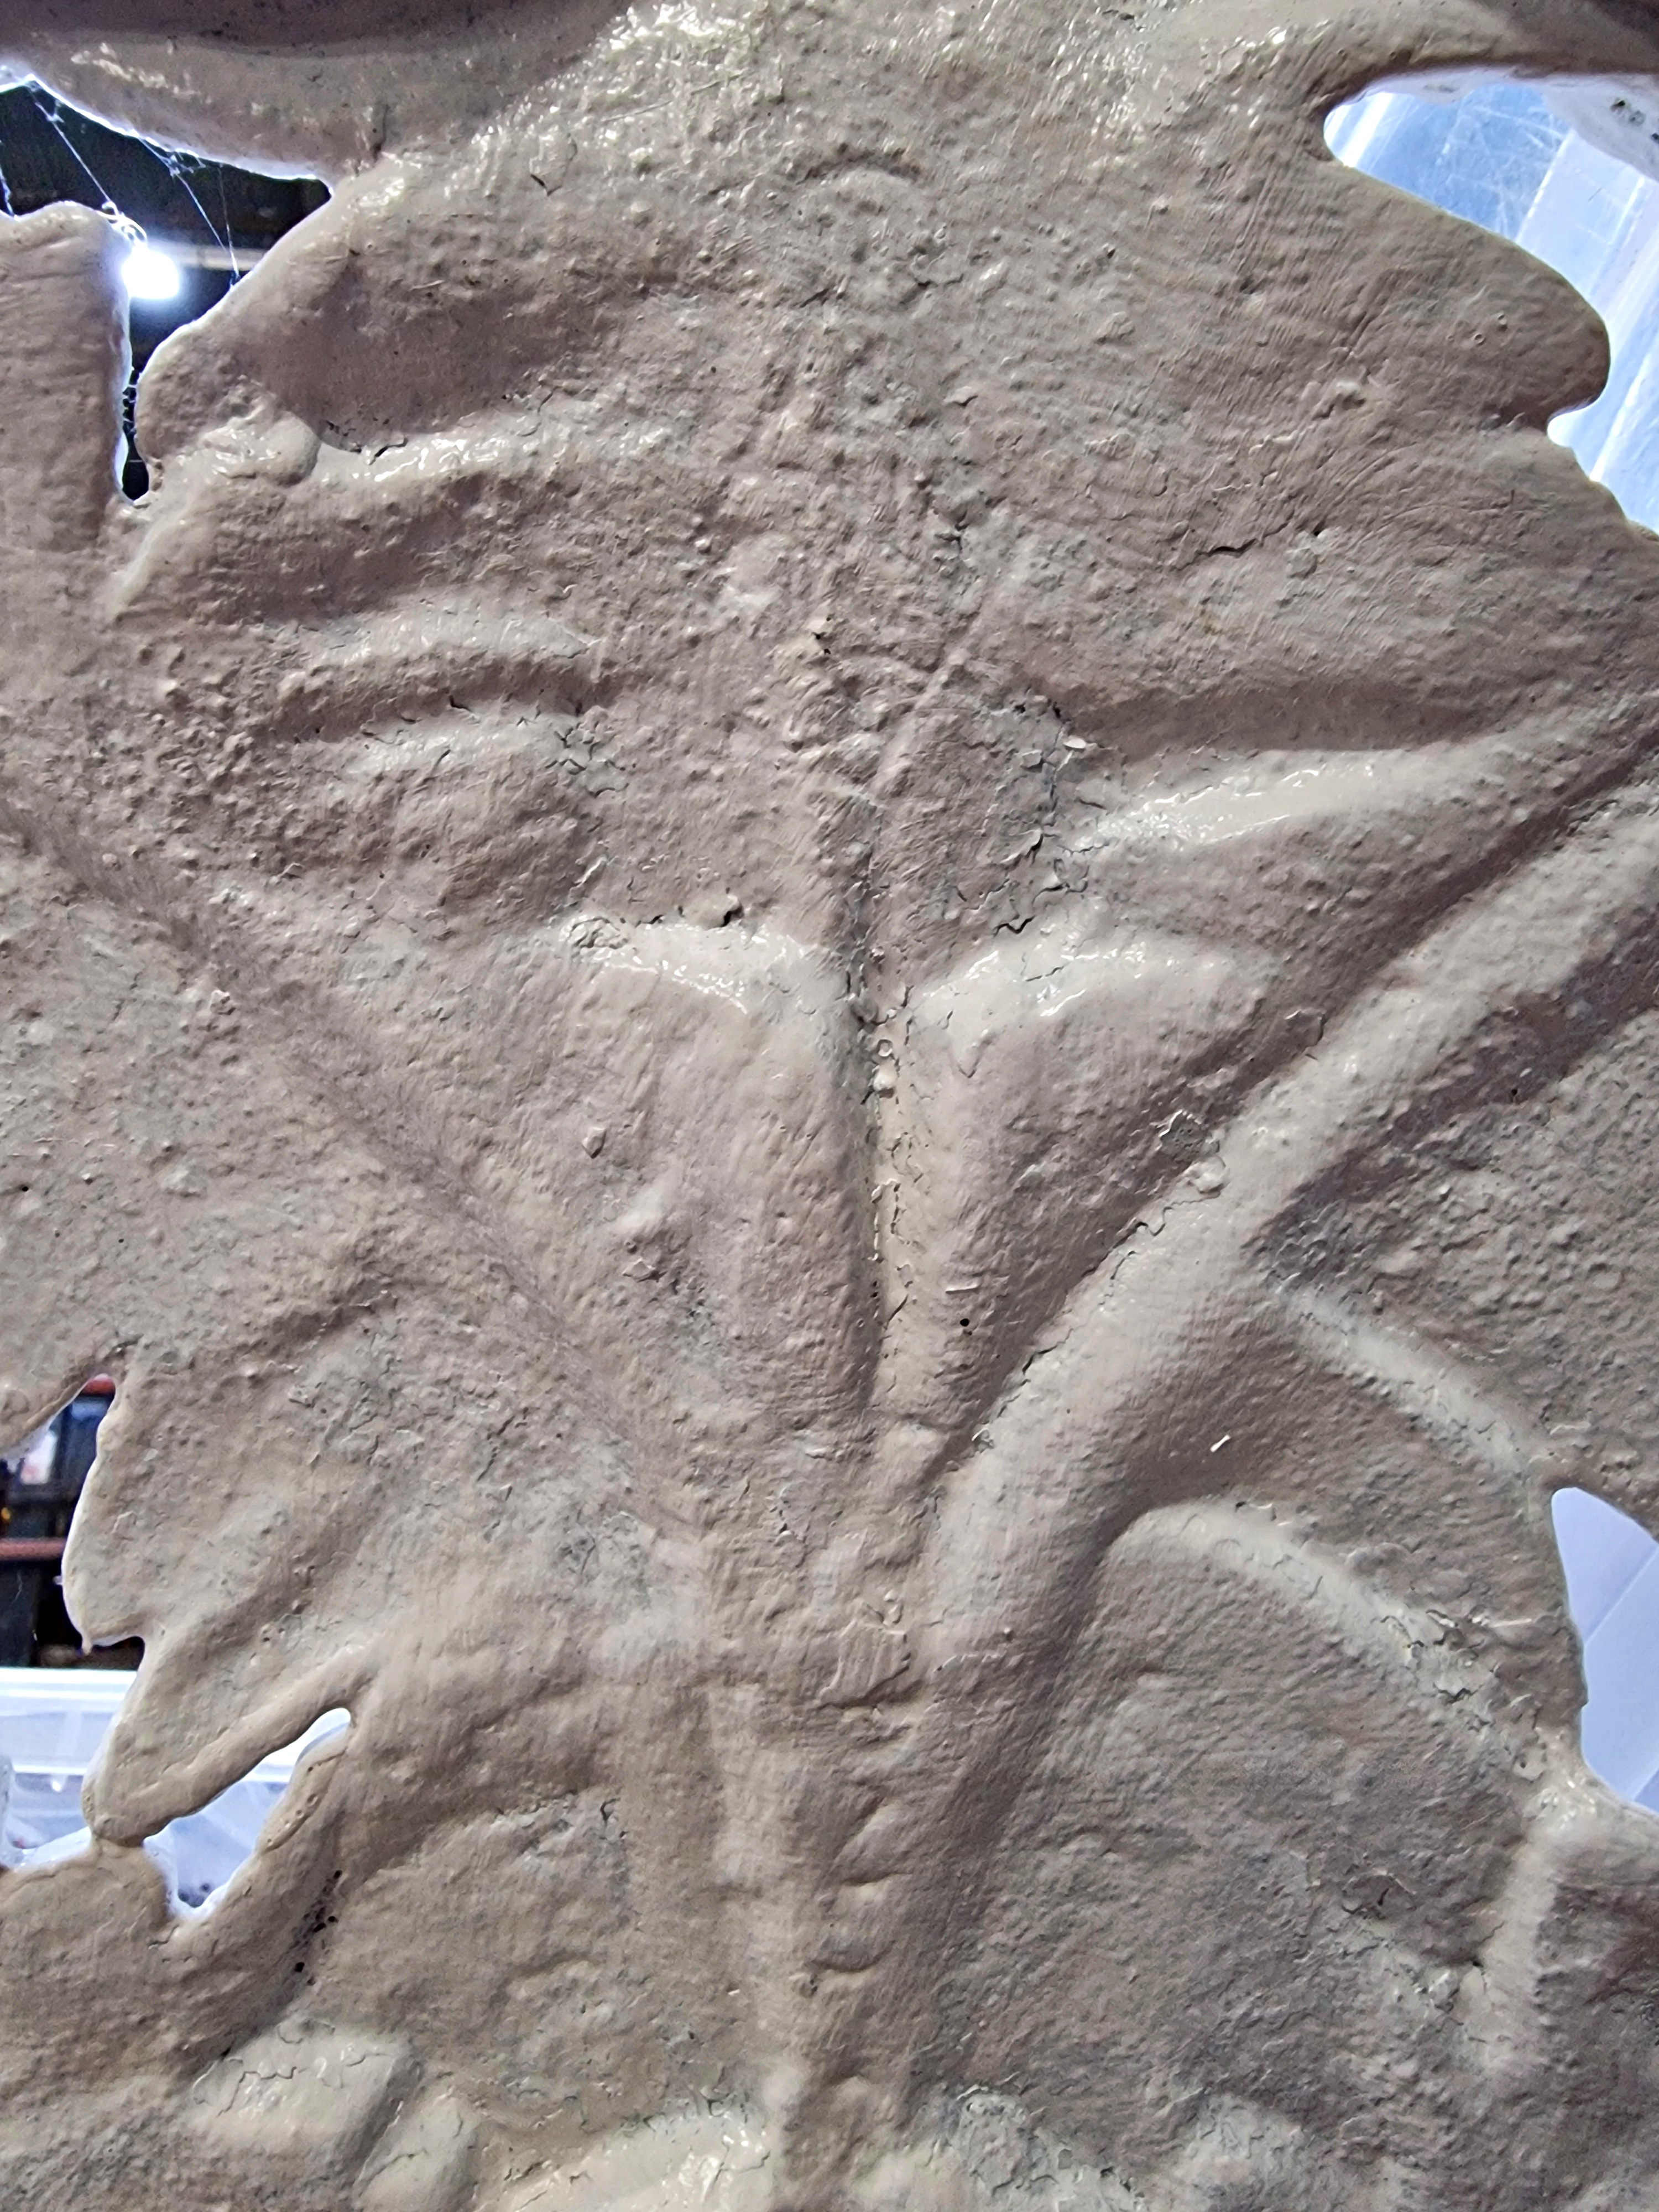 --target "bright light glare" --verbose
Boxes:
[122,243,180,302]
